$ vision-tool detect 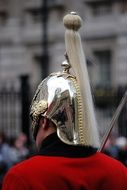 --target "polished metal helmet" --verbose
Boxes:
[30,12,100,147]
